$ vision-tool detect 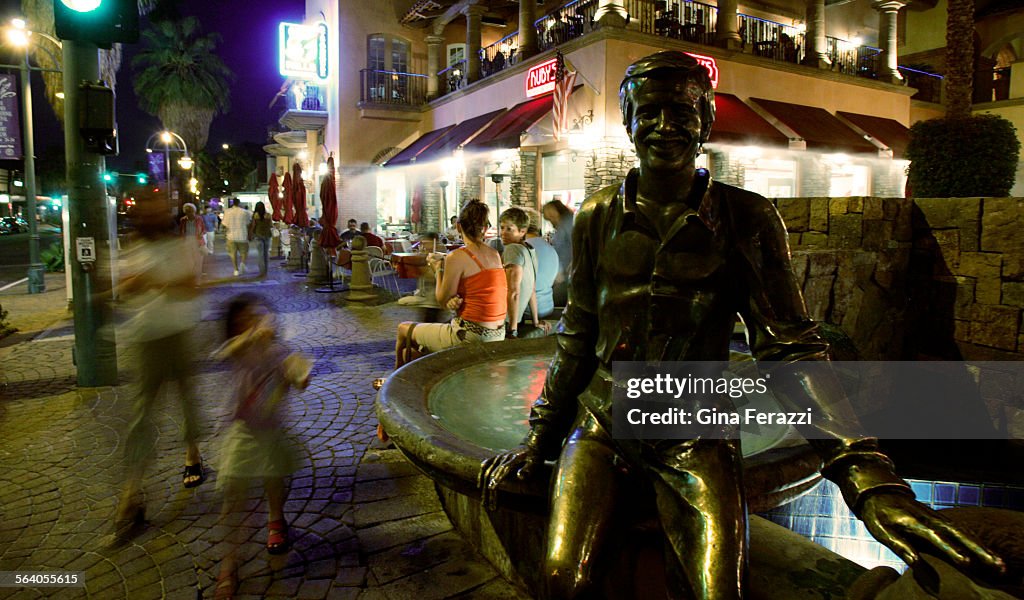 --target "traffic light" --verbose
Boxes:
[136,173,147,185]
[53,0,139,45]
[102,172,113,182]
